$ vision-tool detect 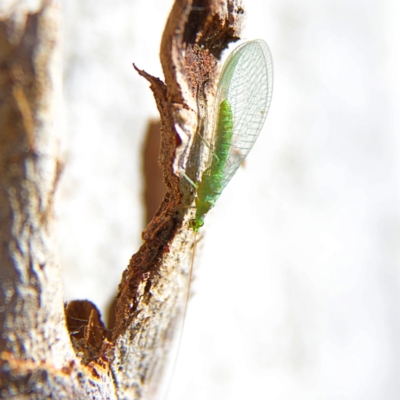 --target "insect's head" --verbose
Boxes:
[190,218,204,232]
